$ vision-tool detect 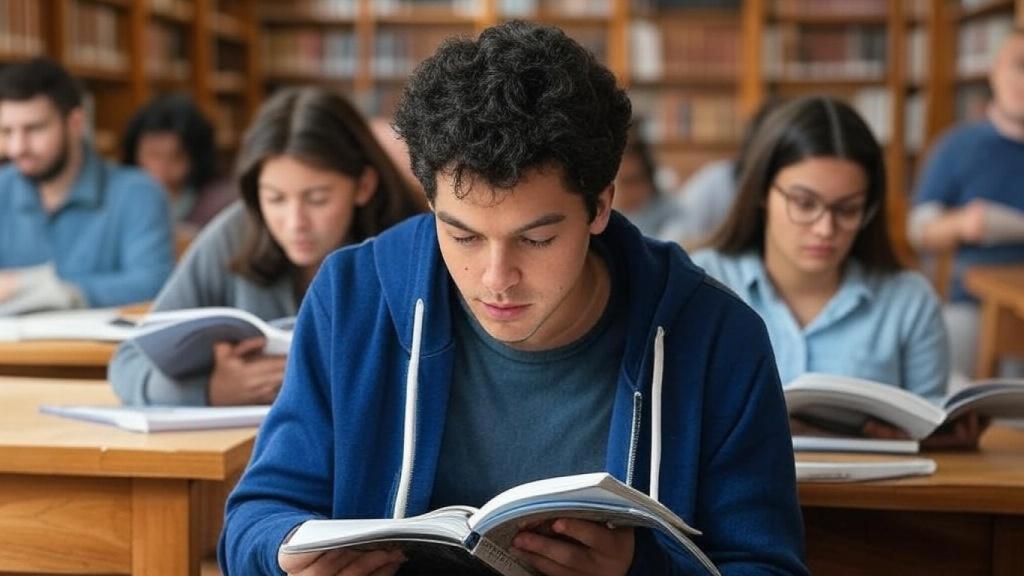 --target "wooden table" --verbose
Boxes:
[0,378,256,575]
[798,426,1024,575]
[0,303,149,379]
[0,340,118,379]
[964,265,1024,379]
